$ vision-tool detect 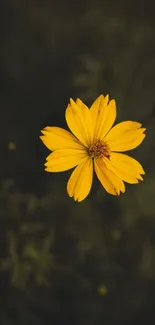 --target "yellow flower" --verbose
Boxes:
[40,95,146,202]
[8,141,16,151]
[97,284,108,296]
